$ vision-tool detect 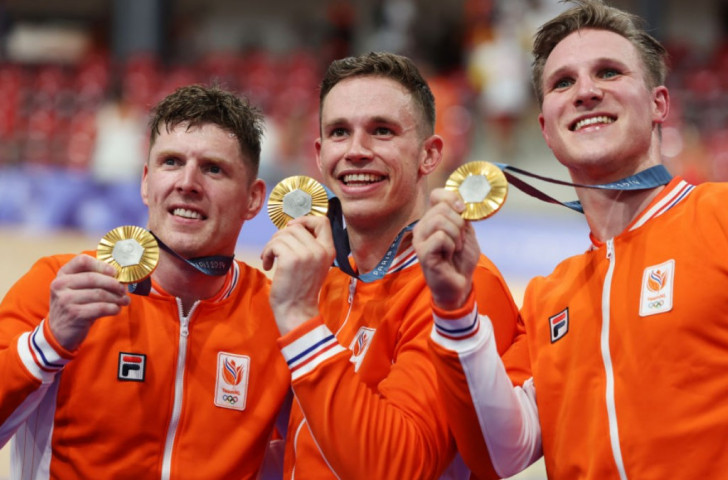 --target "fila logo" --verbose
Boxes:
[118,352,146,382]
[348,327,376,372]
[549,308,569,343]
[639,259,675,316]
[214,352,250,411]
